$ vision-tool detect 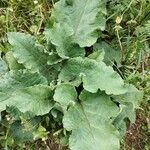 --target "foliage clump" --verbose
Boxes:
[0,0,149,149]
